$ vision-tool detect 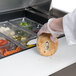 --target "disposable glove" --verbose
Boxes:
[37,18,64,42]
